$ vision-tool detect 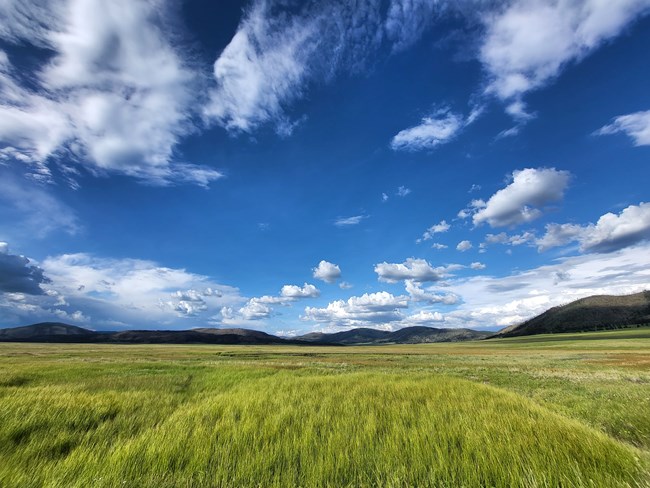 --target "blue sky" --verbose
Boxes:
[1,0,649,334]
